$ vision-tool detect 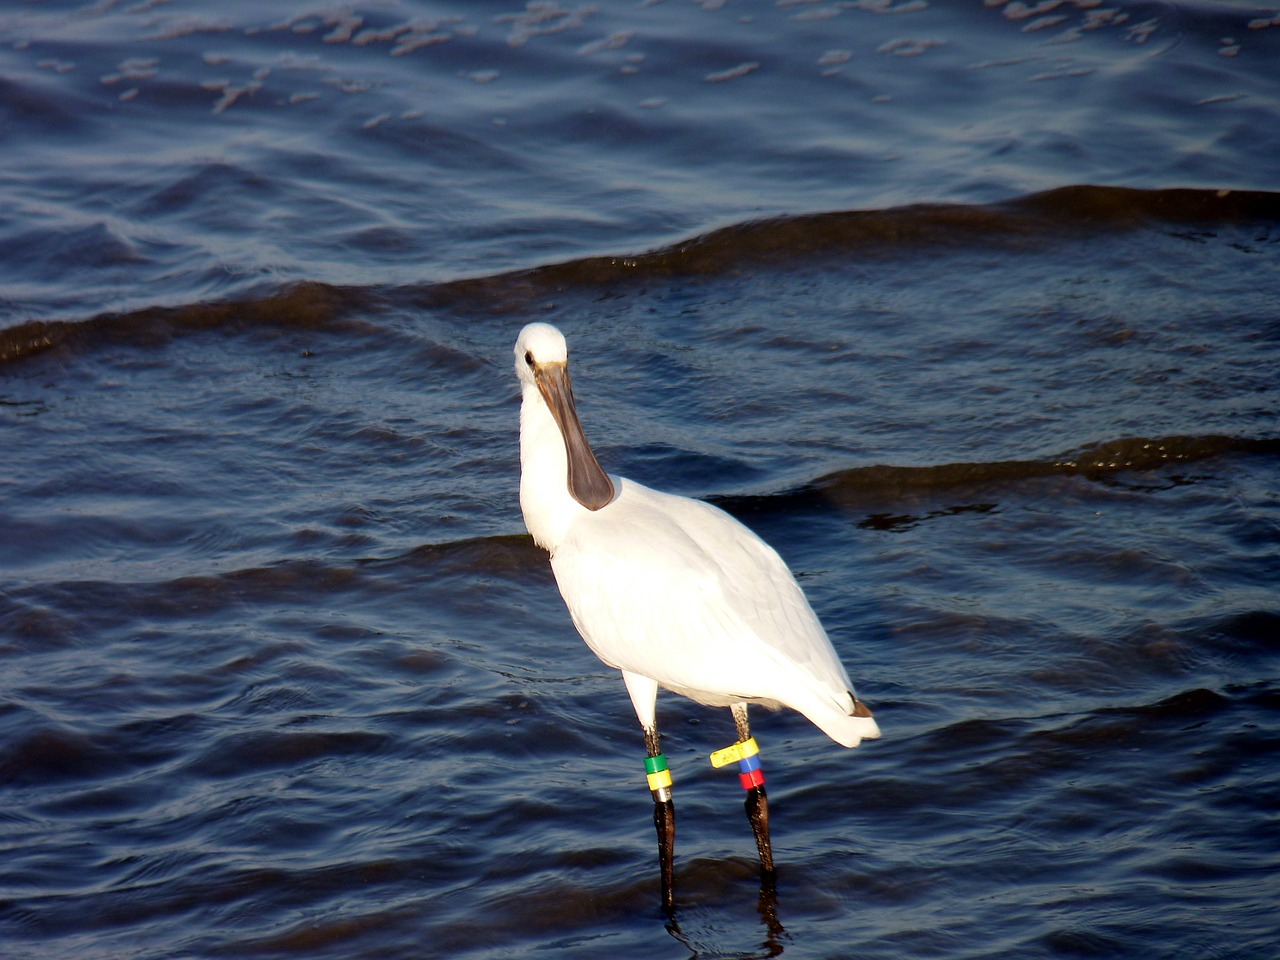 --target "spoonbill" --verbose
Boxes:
[514,322,879,911]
